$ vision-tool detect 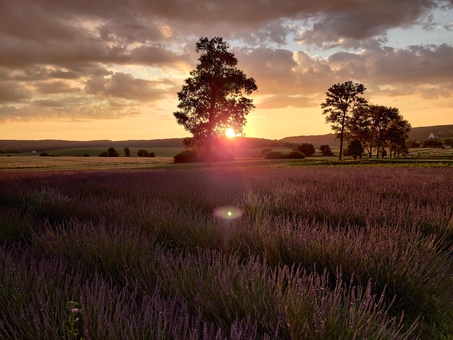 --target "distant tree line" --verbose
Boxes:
[407,138,451,149]
[259,143,335,160]
[99,147,156,157]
